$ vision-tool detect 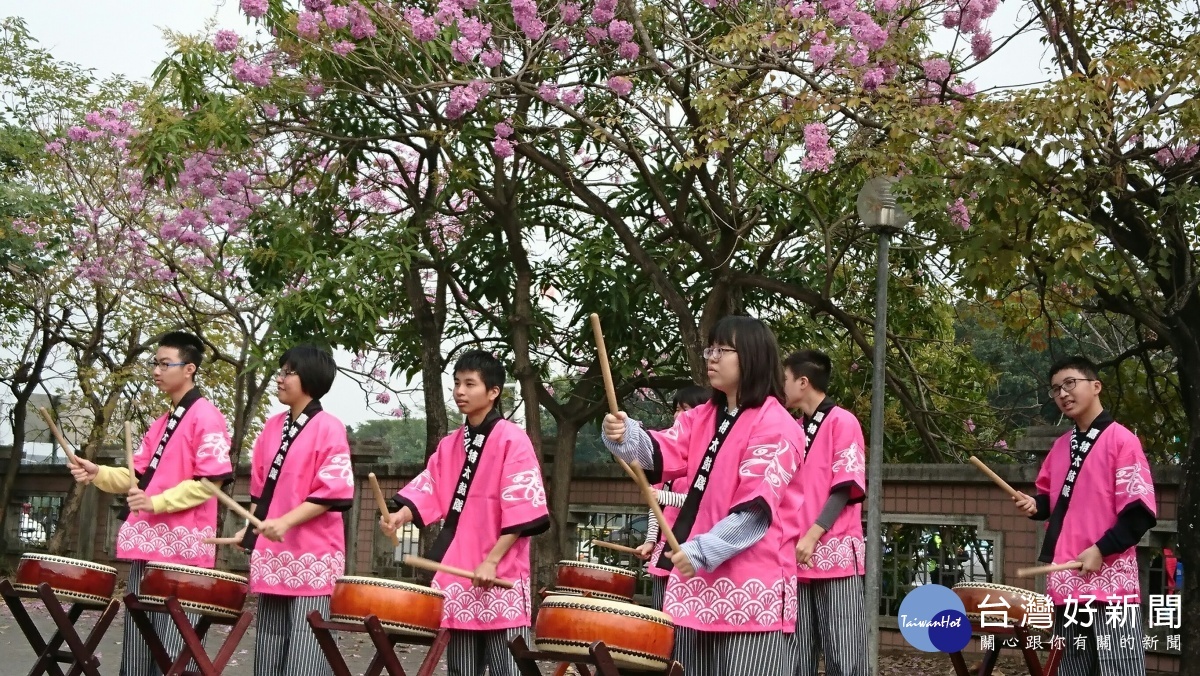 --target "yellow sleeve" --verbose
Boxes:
[151,480,215,514]
[93,466,133,494]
